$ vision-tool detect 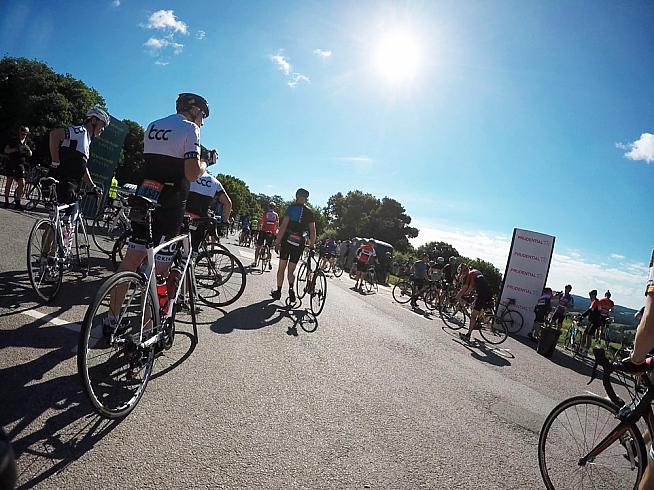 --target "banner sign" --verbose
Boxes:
[499,228,555,336]
[83,116,129,216]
